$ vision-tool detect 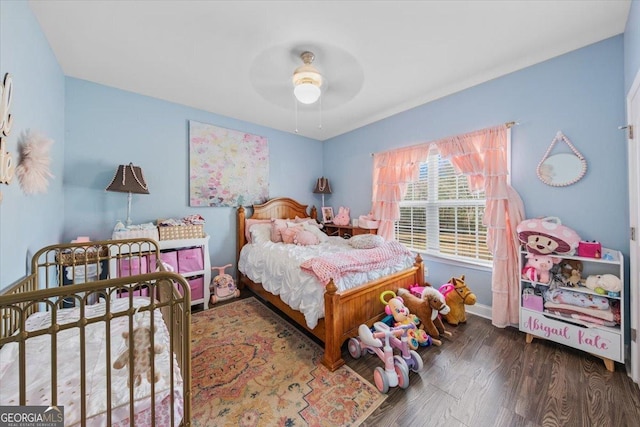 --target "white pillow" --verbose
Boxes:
[302,222,329,243]
[250,223,272,244]
[348,234,384,249]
